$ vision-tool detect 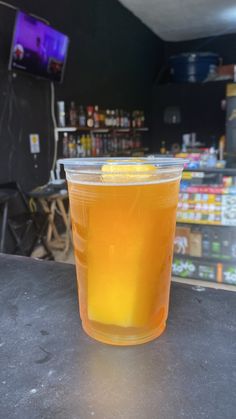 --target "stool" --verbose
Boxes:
[0,182,54,260]
[0,189,18,253]
[29,186,71,255]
